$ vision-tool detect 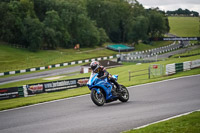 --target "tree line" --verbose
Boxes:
[166,8,199,17]
[0,0,169,51]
